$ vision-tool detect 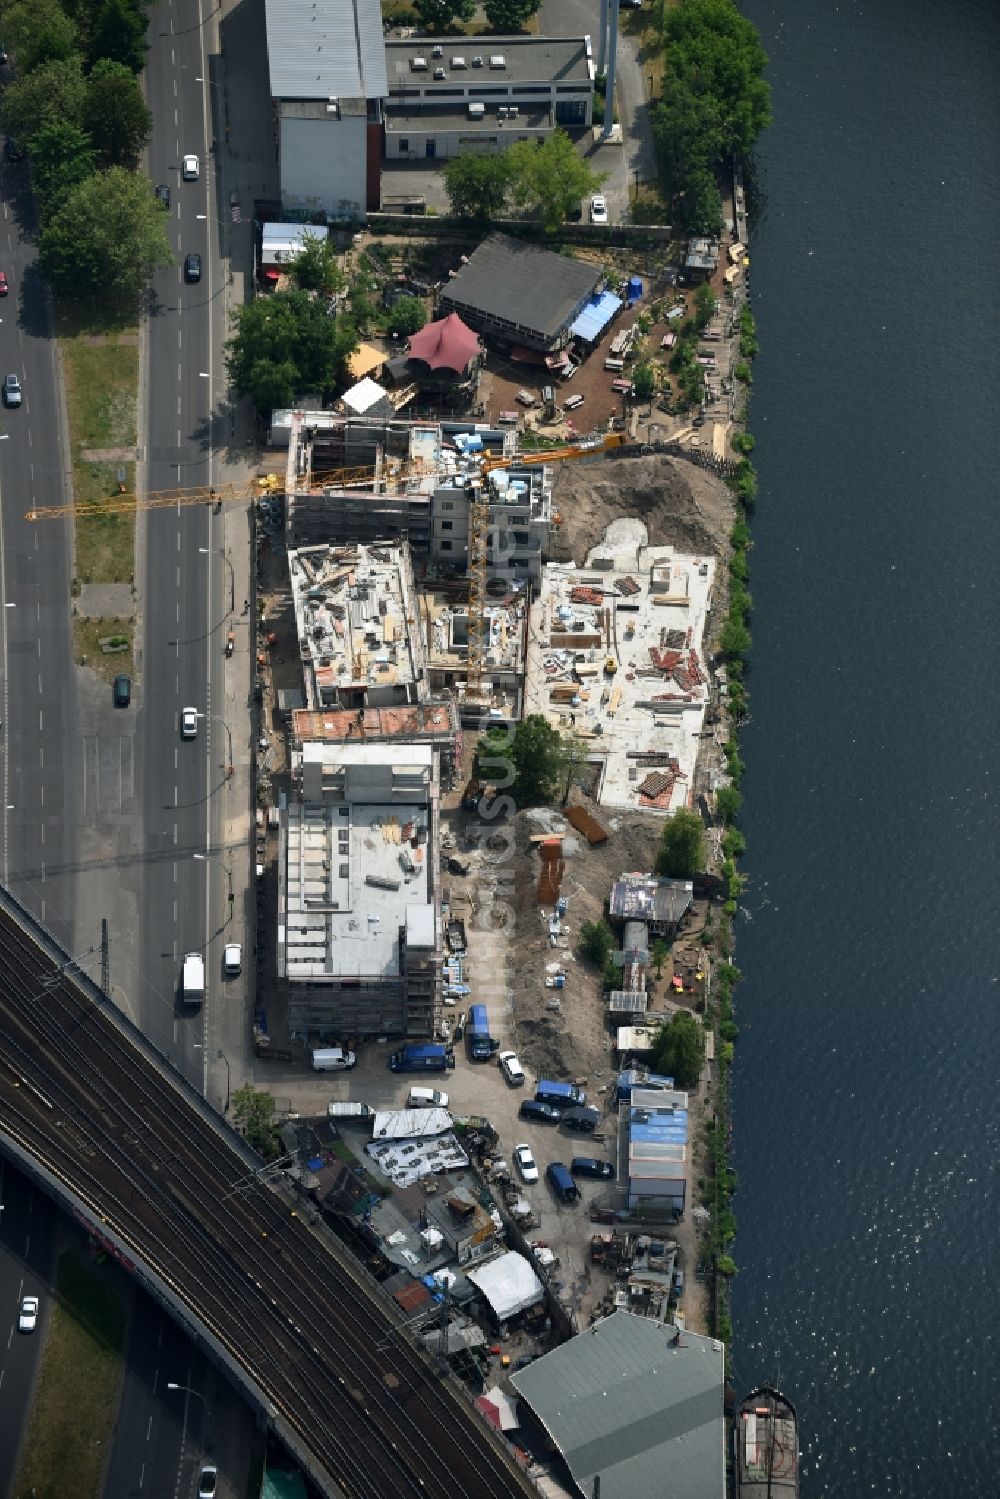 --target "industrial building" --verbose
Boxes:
[625,1086,689,1220]
[383,36,595,160]
[510,1310,725,1499]
[277,741,442,1037]
[437,235,604,353]
[264,0,386,220]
